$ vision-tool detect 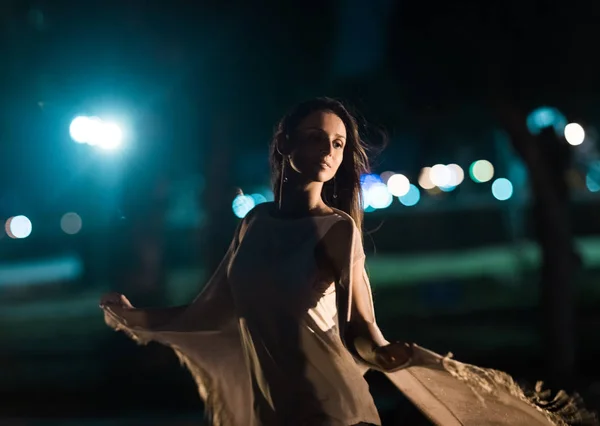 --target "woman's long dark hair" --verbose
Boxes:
[270,97,370,235]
